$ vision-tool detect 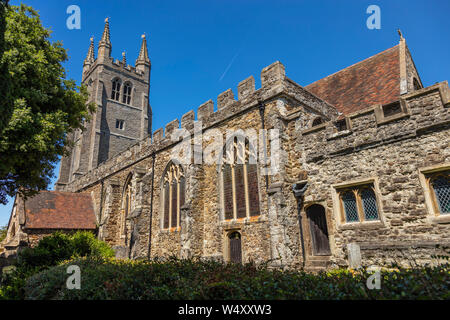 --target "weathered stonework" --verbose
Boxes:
[44,32,450,270]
